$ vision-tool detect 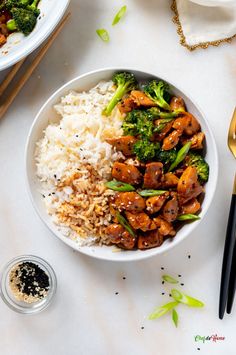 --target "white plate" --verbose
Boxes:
[0,0,70,71]
[25,68,219,262]
[189,0,236,6]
